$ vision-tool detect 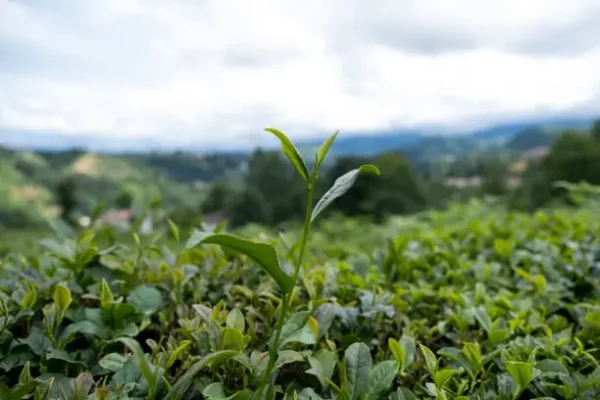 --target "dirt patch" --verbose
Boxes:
[11,184,43,202]
[72,154,99,176]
